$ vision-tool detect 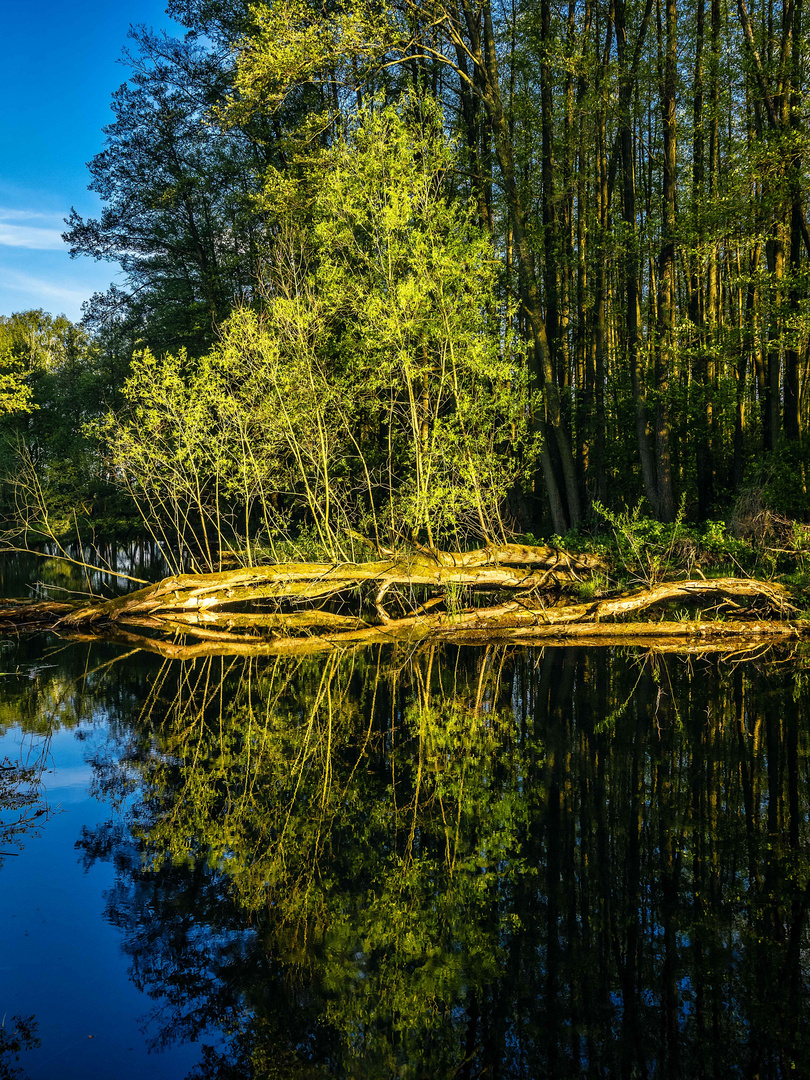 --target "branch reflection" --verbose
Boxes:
[77,644,810,1078]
